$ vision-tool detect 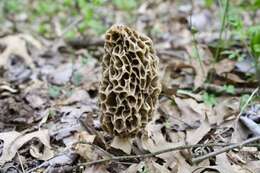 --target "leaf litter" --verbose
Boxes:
[0,0,260,173]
